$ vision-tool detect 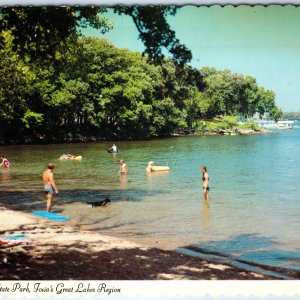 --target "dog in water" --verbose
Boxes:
[87,198,111,207]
